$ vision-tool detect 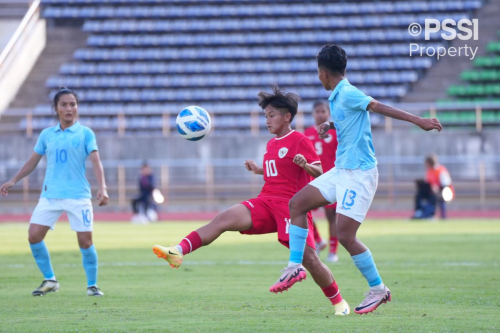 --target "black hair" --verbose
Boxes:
[313,100,329,110]
[257,84,301,122]
[317,45,347,75]
[53,87,79,109]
